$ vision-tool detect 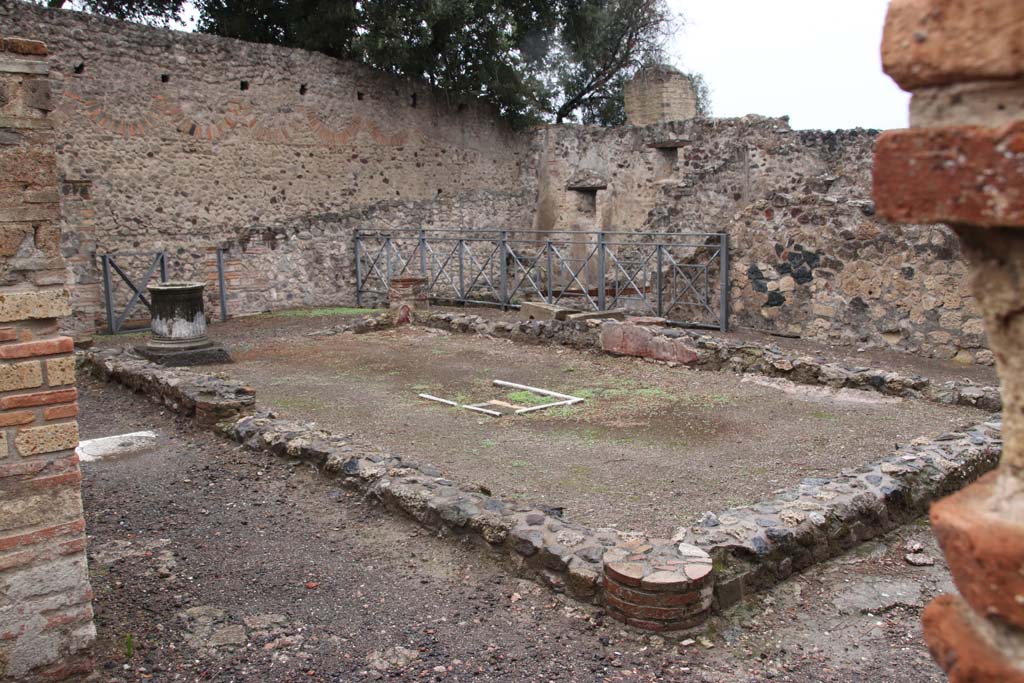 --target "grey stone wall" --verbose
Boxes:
[0,1,533,337]
[528,117,989,364]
